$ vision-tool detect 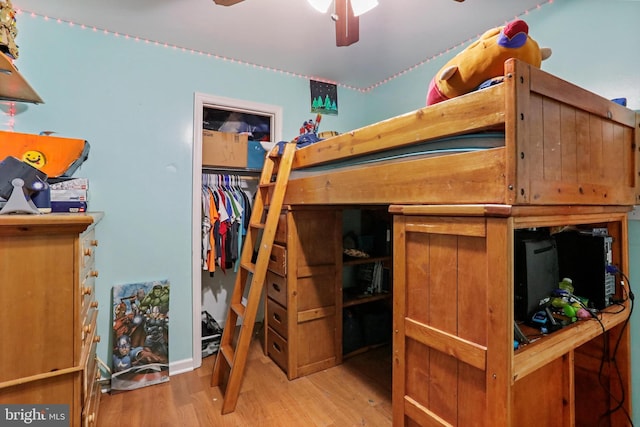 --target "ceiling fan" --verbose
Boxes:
[213,0,465,47]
